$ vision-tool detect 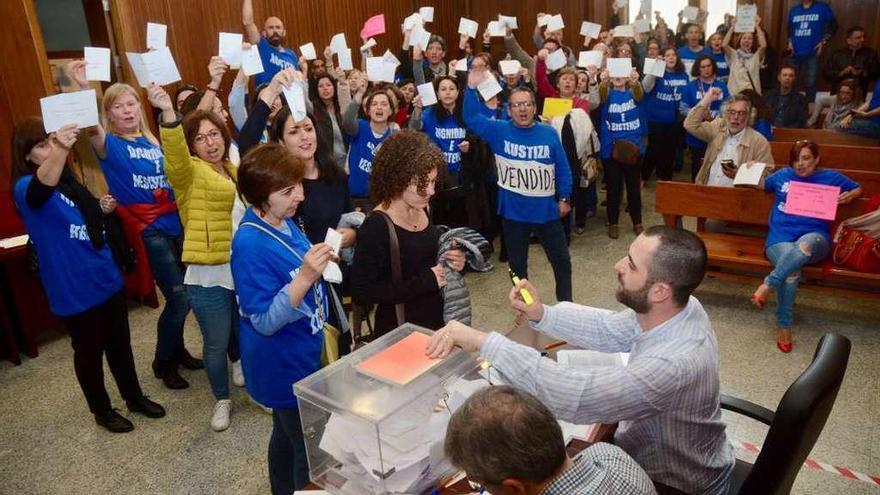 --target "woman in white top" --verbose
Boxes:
[722,14,767,96]
[807,78,864,128]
